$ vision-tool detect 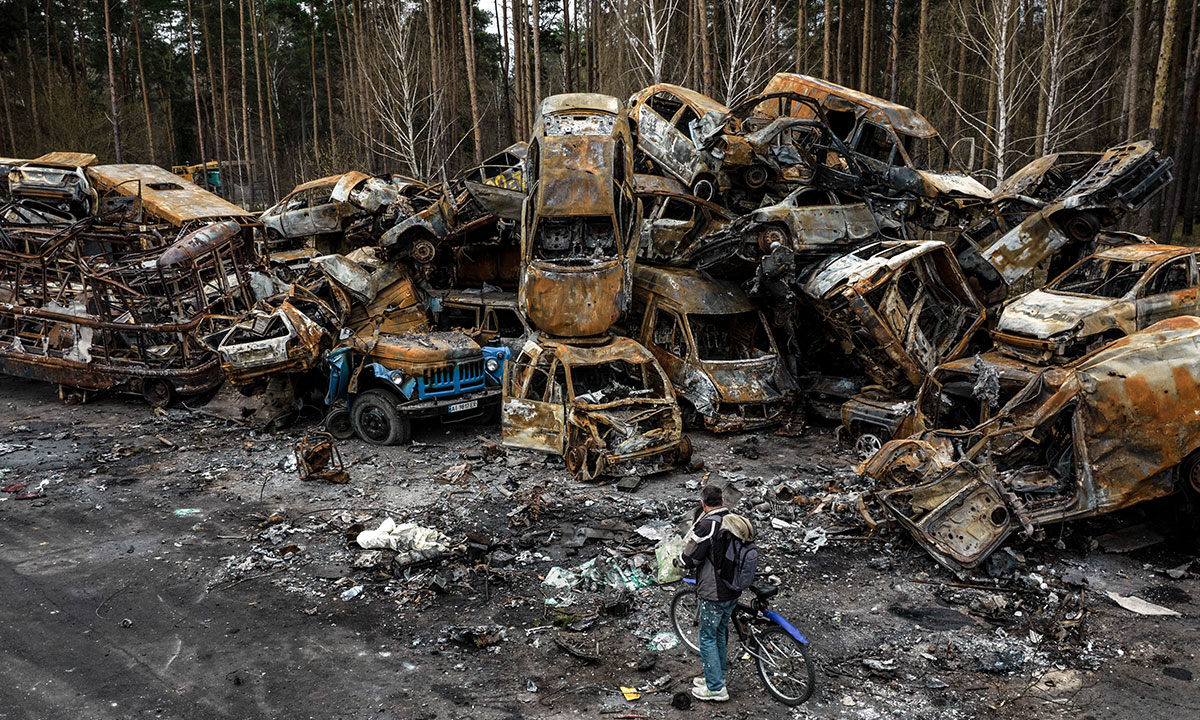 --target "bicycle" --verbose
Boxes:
[670,577,816,706]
